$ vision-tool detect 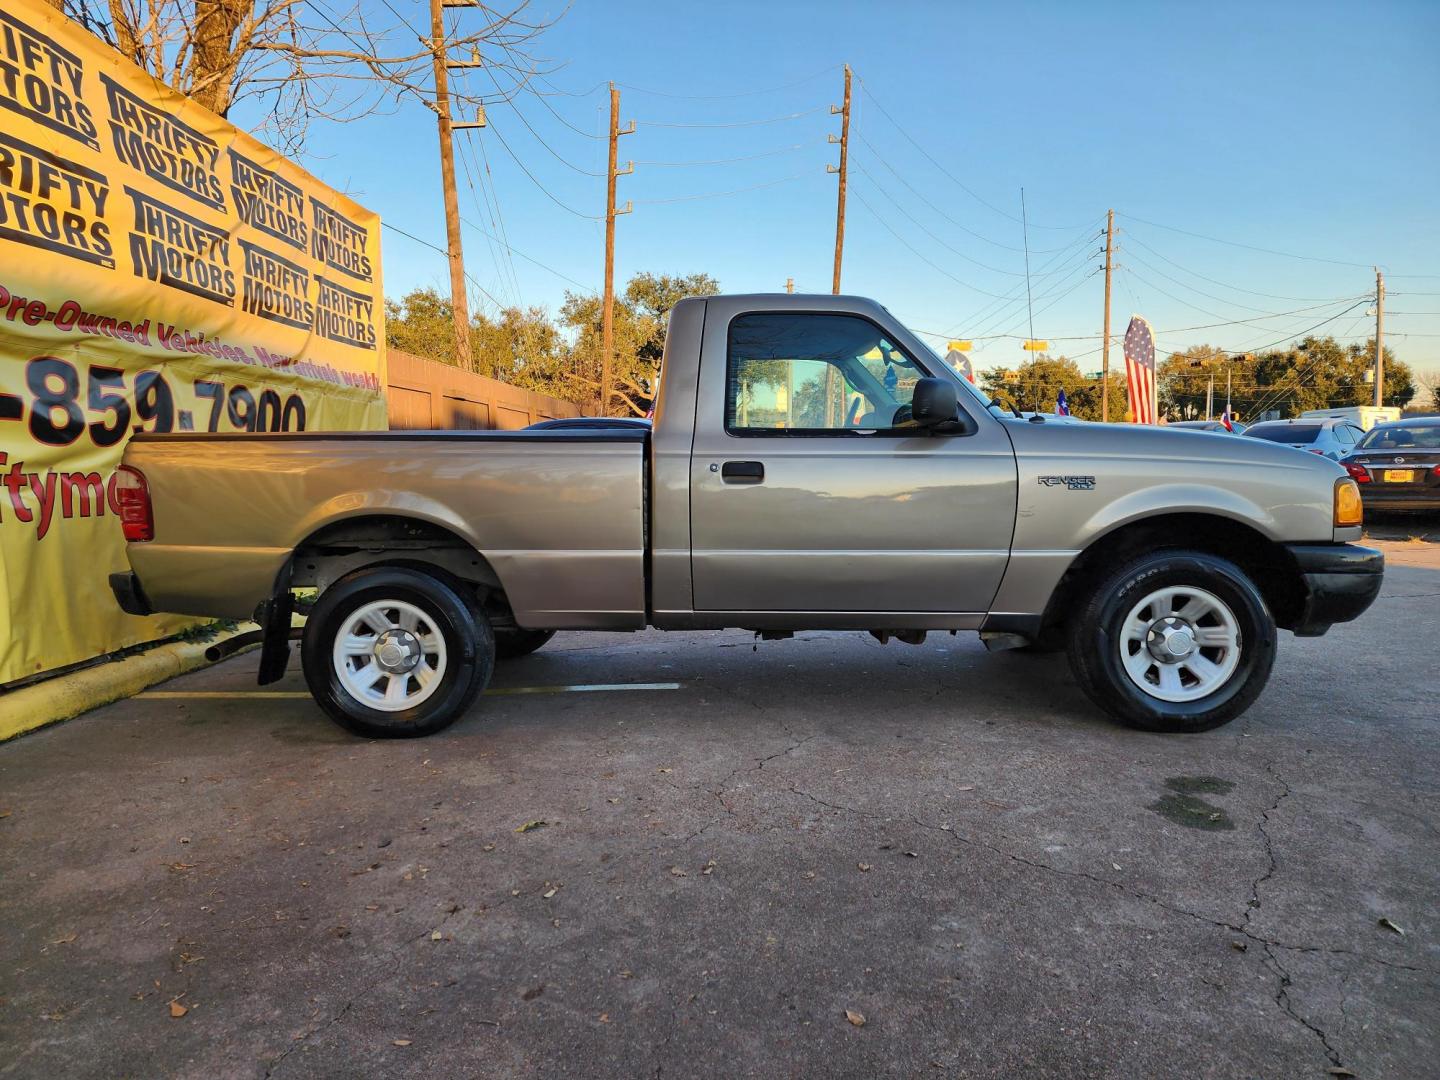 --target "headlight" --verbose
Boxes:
[1334,477,1363,527]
